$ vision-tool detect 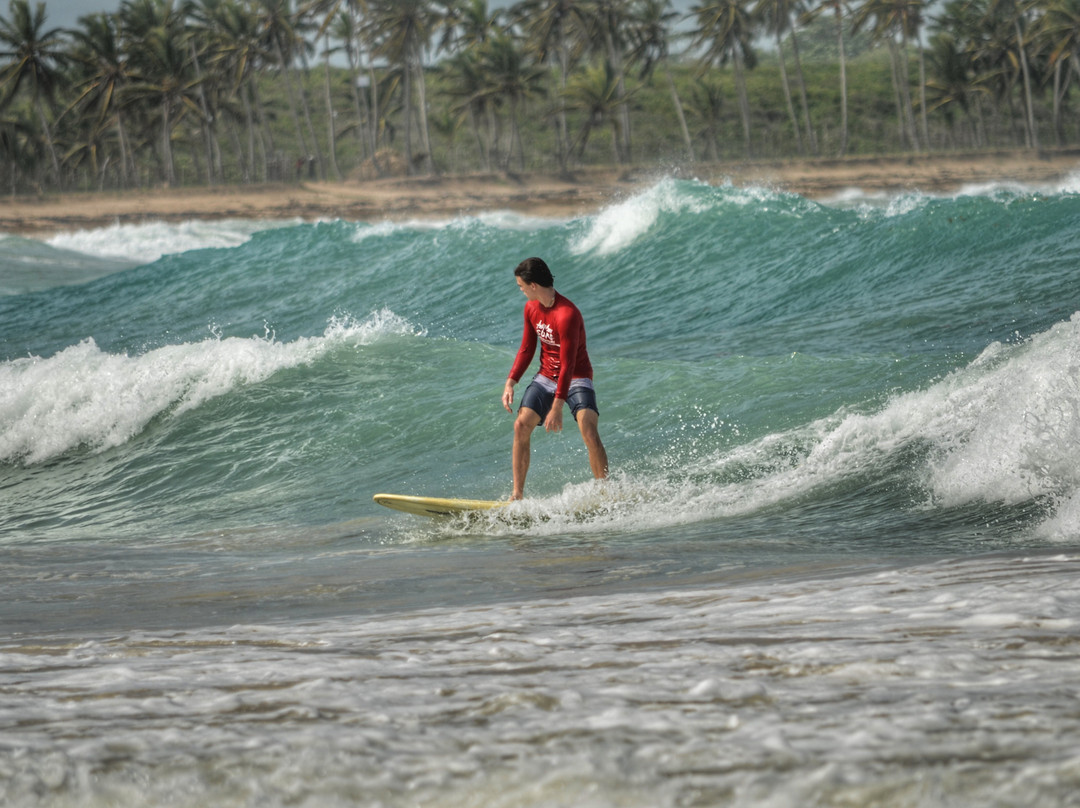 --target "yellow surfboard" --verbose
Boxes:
[373,493,506,517]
